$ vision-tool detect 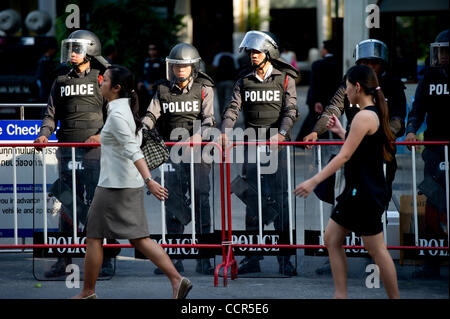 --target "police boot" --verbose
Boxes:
[230,175,280,226]
[99,258,114,277]
[238,256,263,274]
[196,258,214,275]
[315,259,331,275]
[44,257,72,278]
[154,259,184,275]
[412,261,441,279]
[277,256,297,276]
